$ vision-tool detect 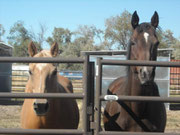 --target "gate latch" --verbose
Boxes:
[104,95,118,101]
